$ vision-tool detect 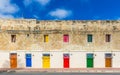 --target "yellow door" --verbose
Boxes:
[44,35,48,42]
[42,56,50,68]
